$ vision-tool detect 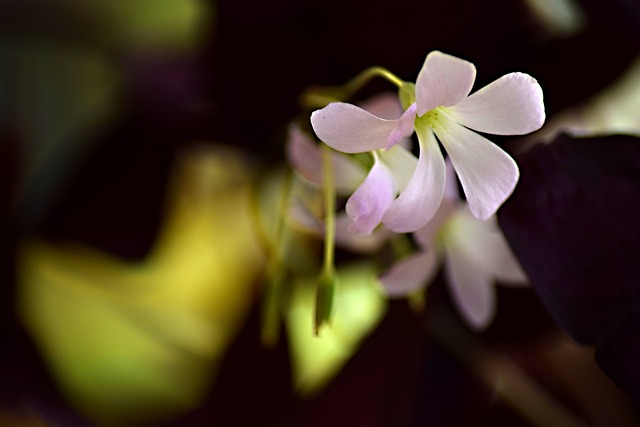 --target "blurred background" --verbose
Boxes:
[1,0,640,425]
